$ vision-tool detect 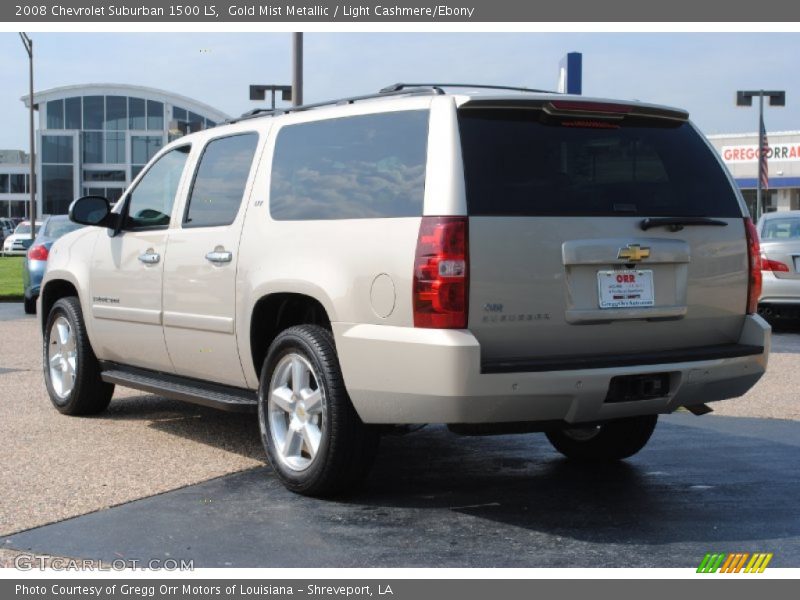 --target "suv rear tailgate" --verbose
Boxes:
[458,101,750,369]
